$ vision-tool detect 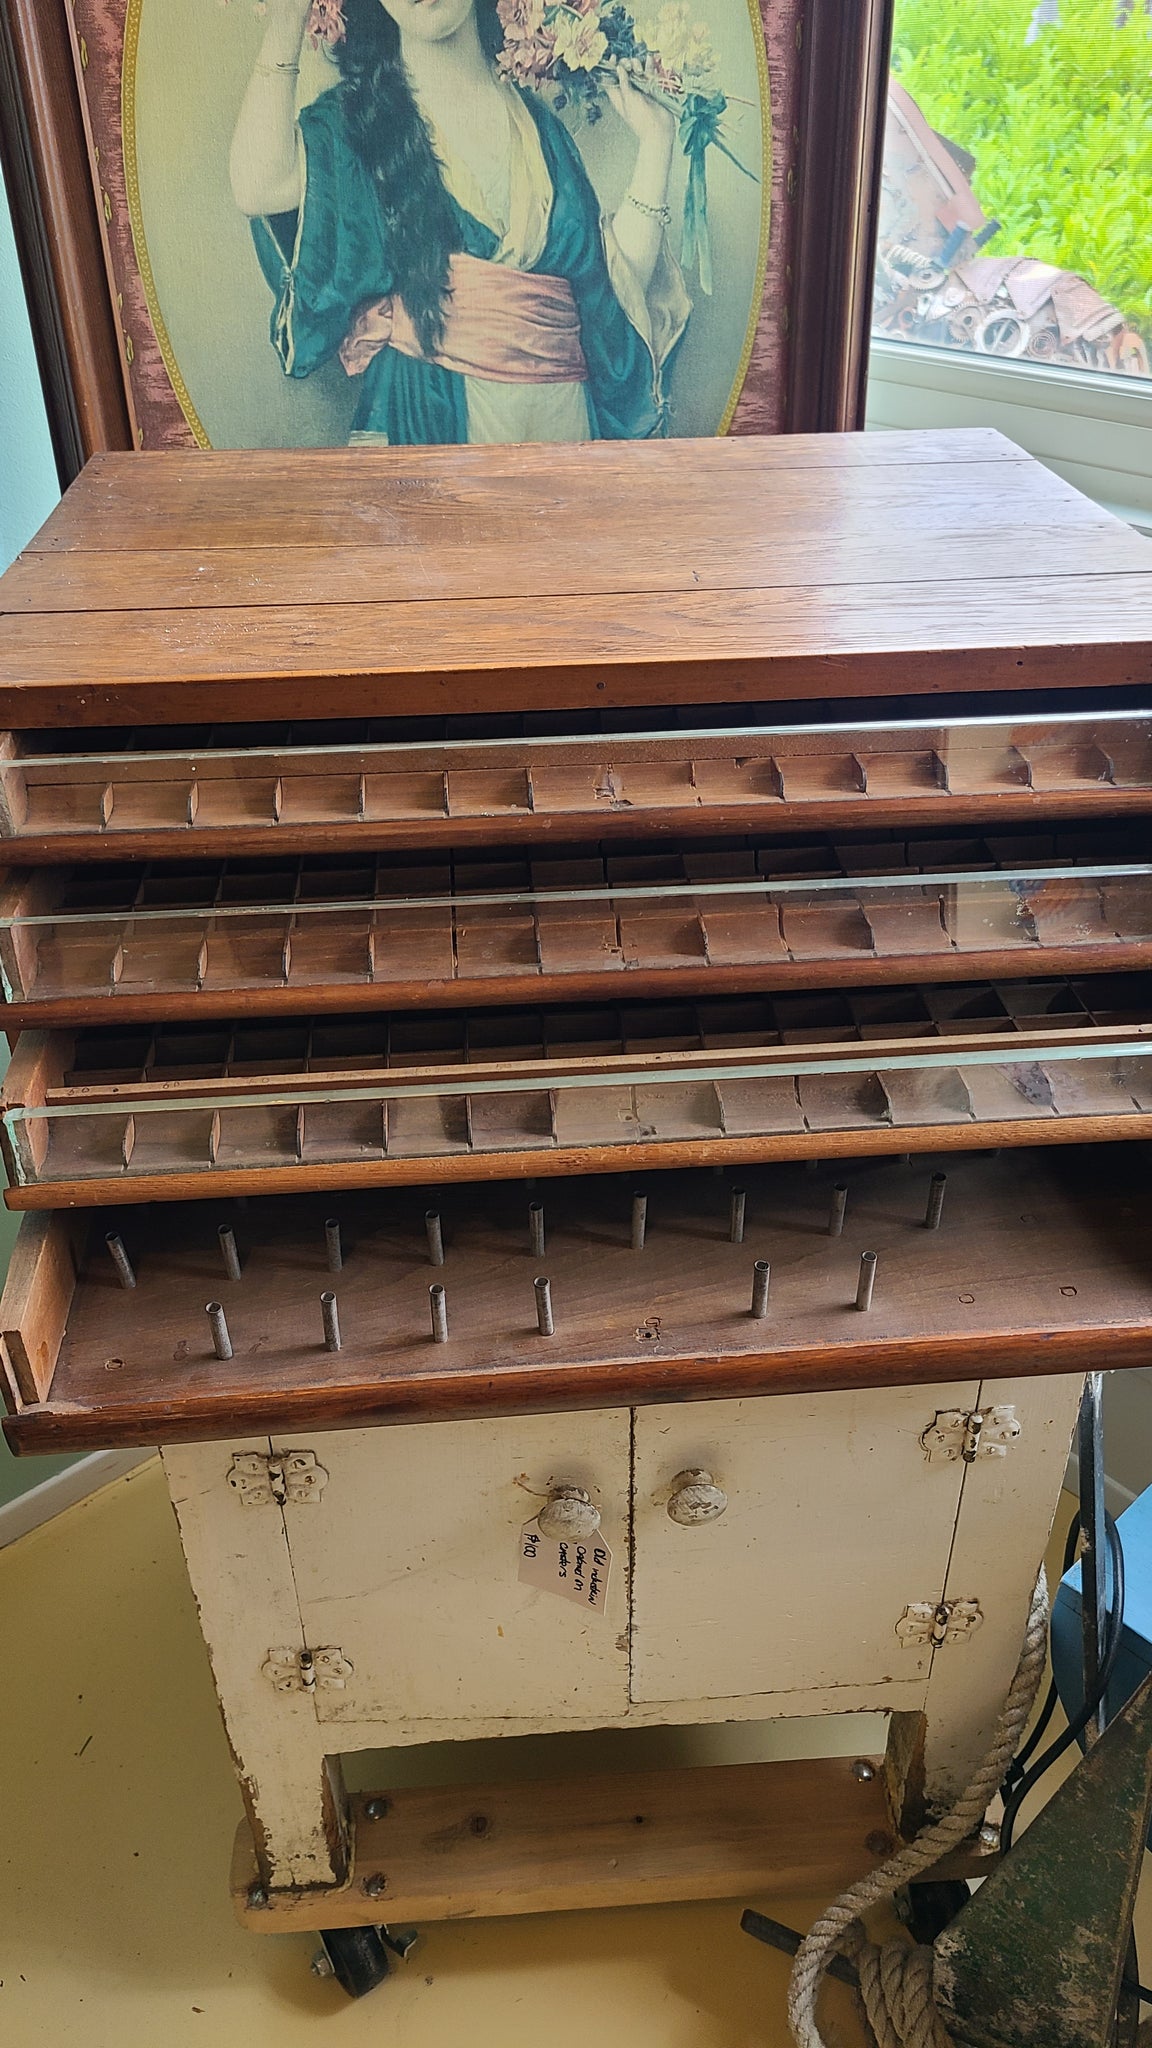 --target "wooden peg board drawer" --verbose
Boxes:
[3,1149,1149,1455]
